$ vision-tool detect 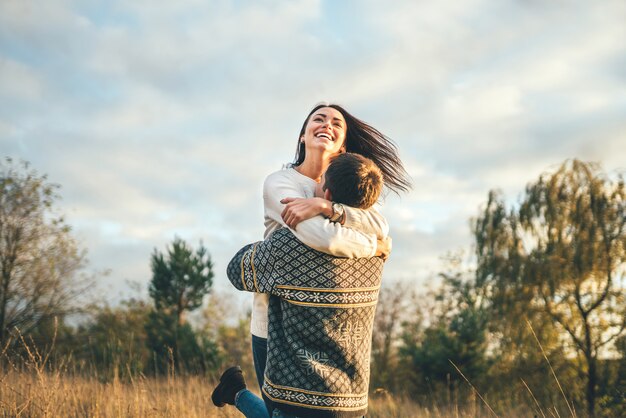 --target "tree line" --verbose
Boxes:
[1,157,624,417]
